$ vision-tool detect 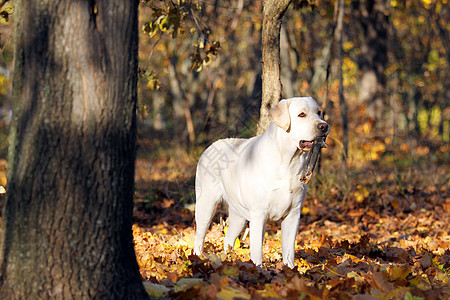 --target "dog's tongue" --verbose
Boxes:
[299,140,314,150]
